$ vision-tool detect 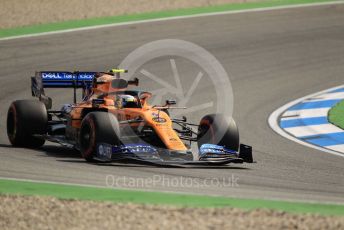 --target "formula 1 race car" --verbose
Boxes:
[6,69,253,166]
